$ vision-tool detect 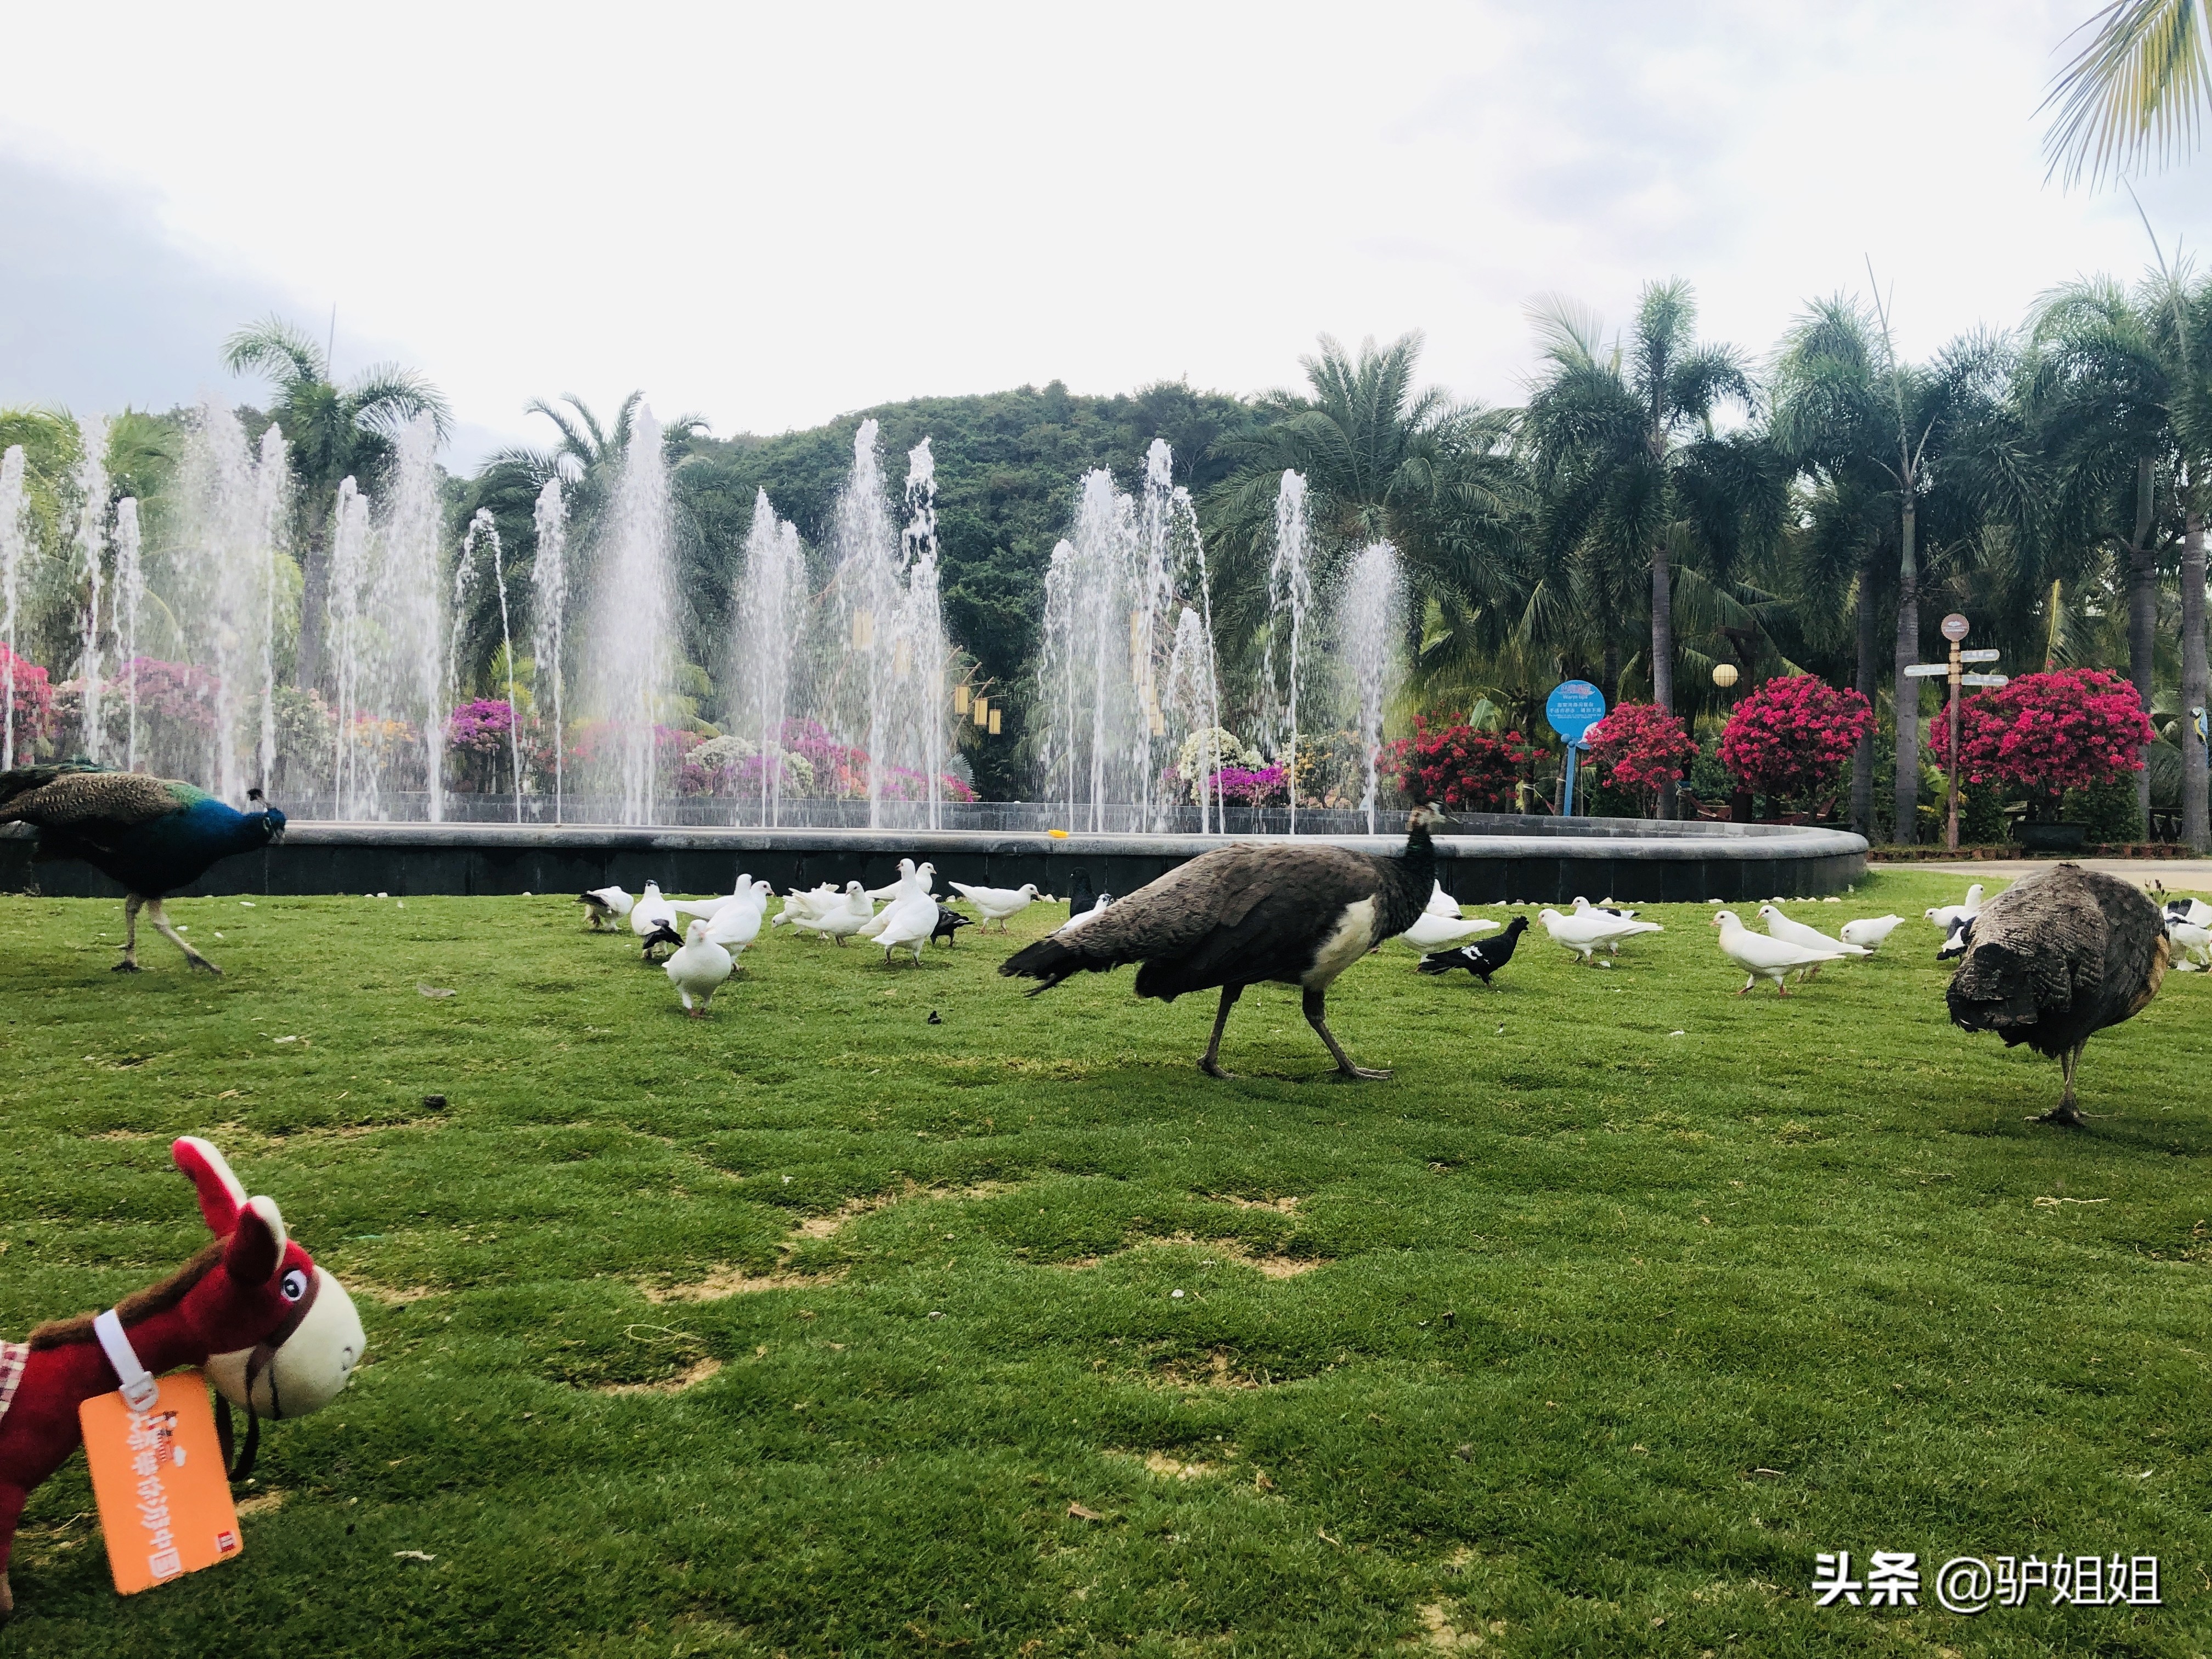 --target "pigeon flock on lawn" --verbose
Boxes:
[2,768,2192,1114]
[567,823,2200,1103]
